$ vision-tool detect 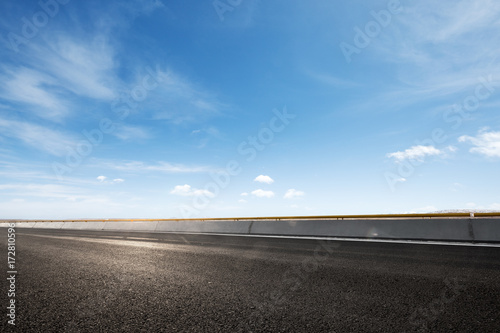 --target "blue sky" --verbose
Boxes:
[0,0,499,219]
